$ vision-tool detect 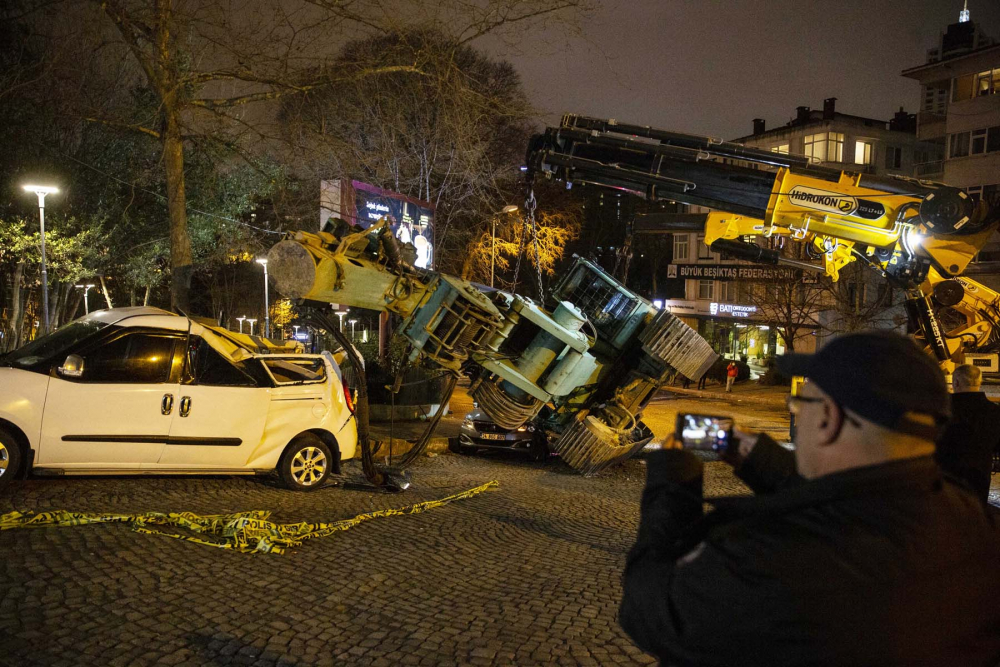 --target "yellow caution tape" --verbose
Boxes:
[0,480,499,554]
